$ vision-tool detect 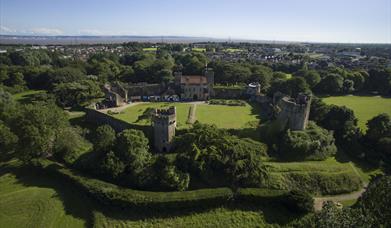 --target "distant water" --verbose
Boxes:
[0,35,279,45]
